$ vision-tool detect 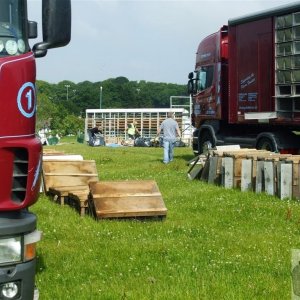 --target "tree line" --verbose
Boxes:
[36,76,187,136]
